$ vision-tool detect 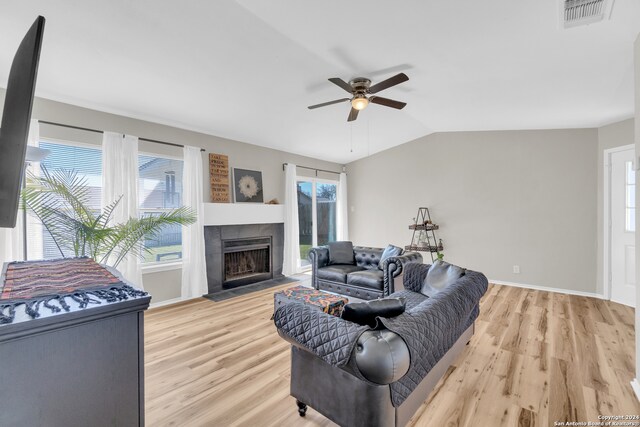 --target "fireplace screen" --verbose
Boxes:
[222,237,272,287]
[224,248,270,280]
